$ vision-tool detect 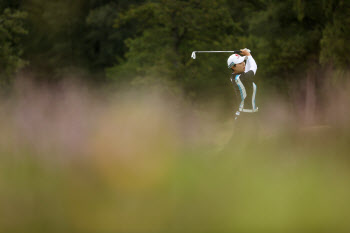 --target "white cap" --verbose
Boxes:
[227,54,245,69]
